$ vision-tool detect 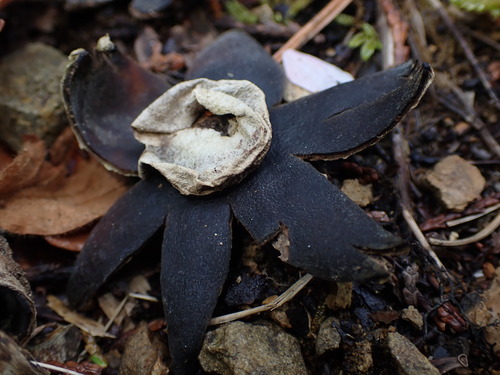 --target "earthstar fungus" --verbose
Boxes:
[62,30,434,374]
